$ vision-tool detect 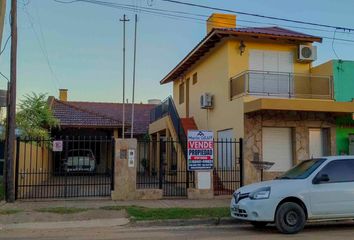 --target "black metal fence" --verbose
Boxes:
[136,139,195,197]
[136,138,243,197]
[213,138,243,196]
[15,136,115,199]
